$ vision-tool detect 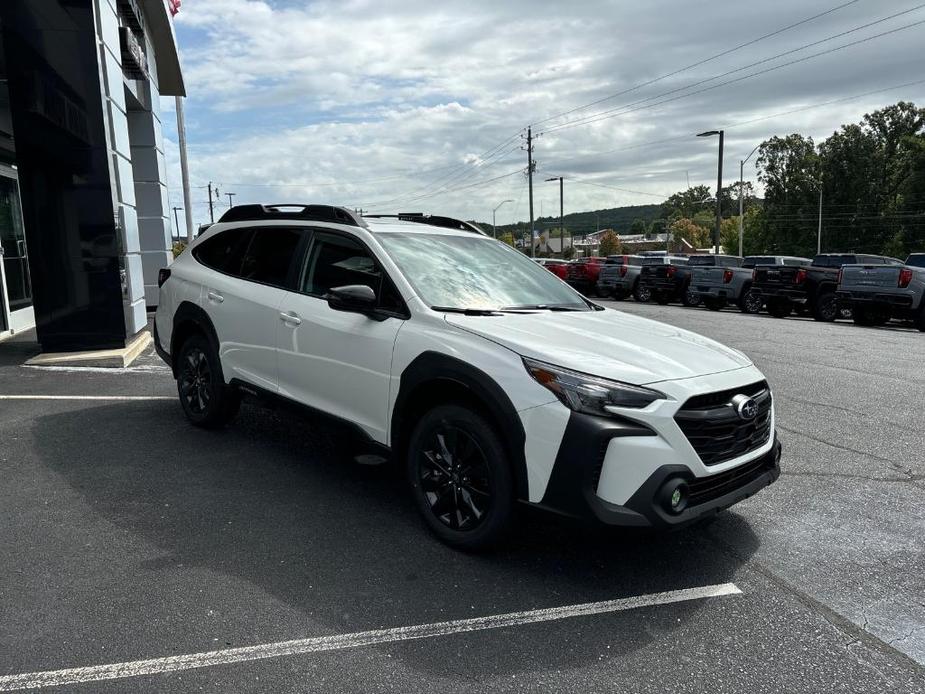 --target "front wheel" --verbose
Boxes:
[738,287,763,314]
[176,335,240,428]
[633,281,652,303]
[407,405,513,550]
[681,285,701,307]
[812,291,839,322]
